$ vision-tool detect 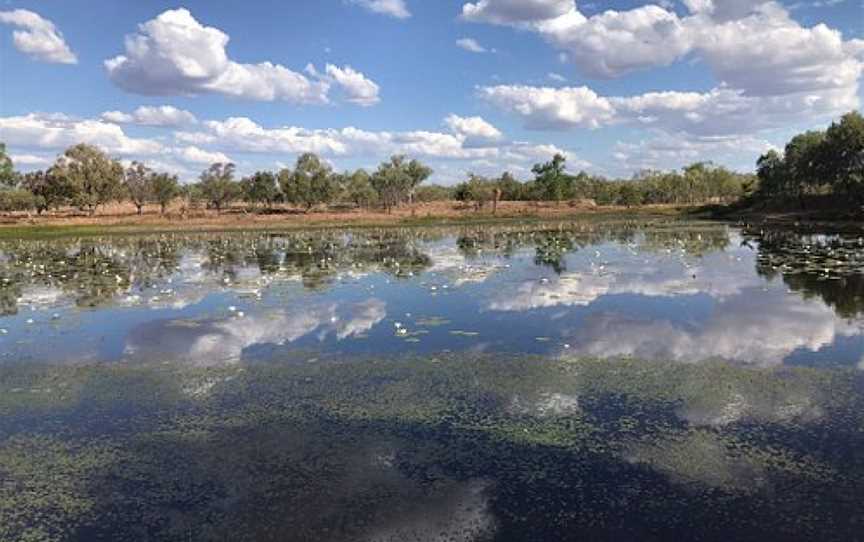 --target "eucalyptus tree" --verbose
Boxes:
[824,111,864,202]
[199,163,239,213]
[124,161,153,215]
[344,169,377,208]
[0,143,15,188]
[53,144,124,215]
[150,173,180,214]
[279,153,339,211]
[531,153,570,204]
[371,155,432,213]
[240,171,280,211]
